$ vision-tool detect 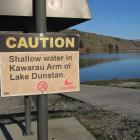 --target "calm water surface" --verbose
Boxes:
[80,53,140,82]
